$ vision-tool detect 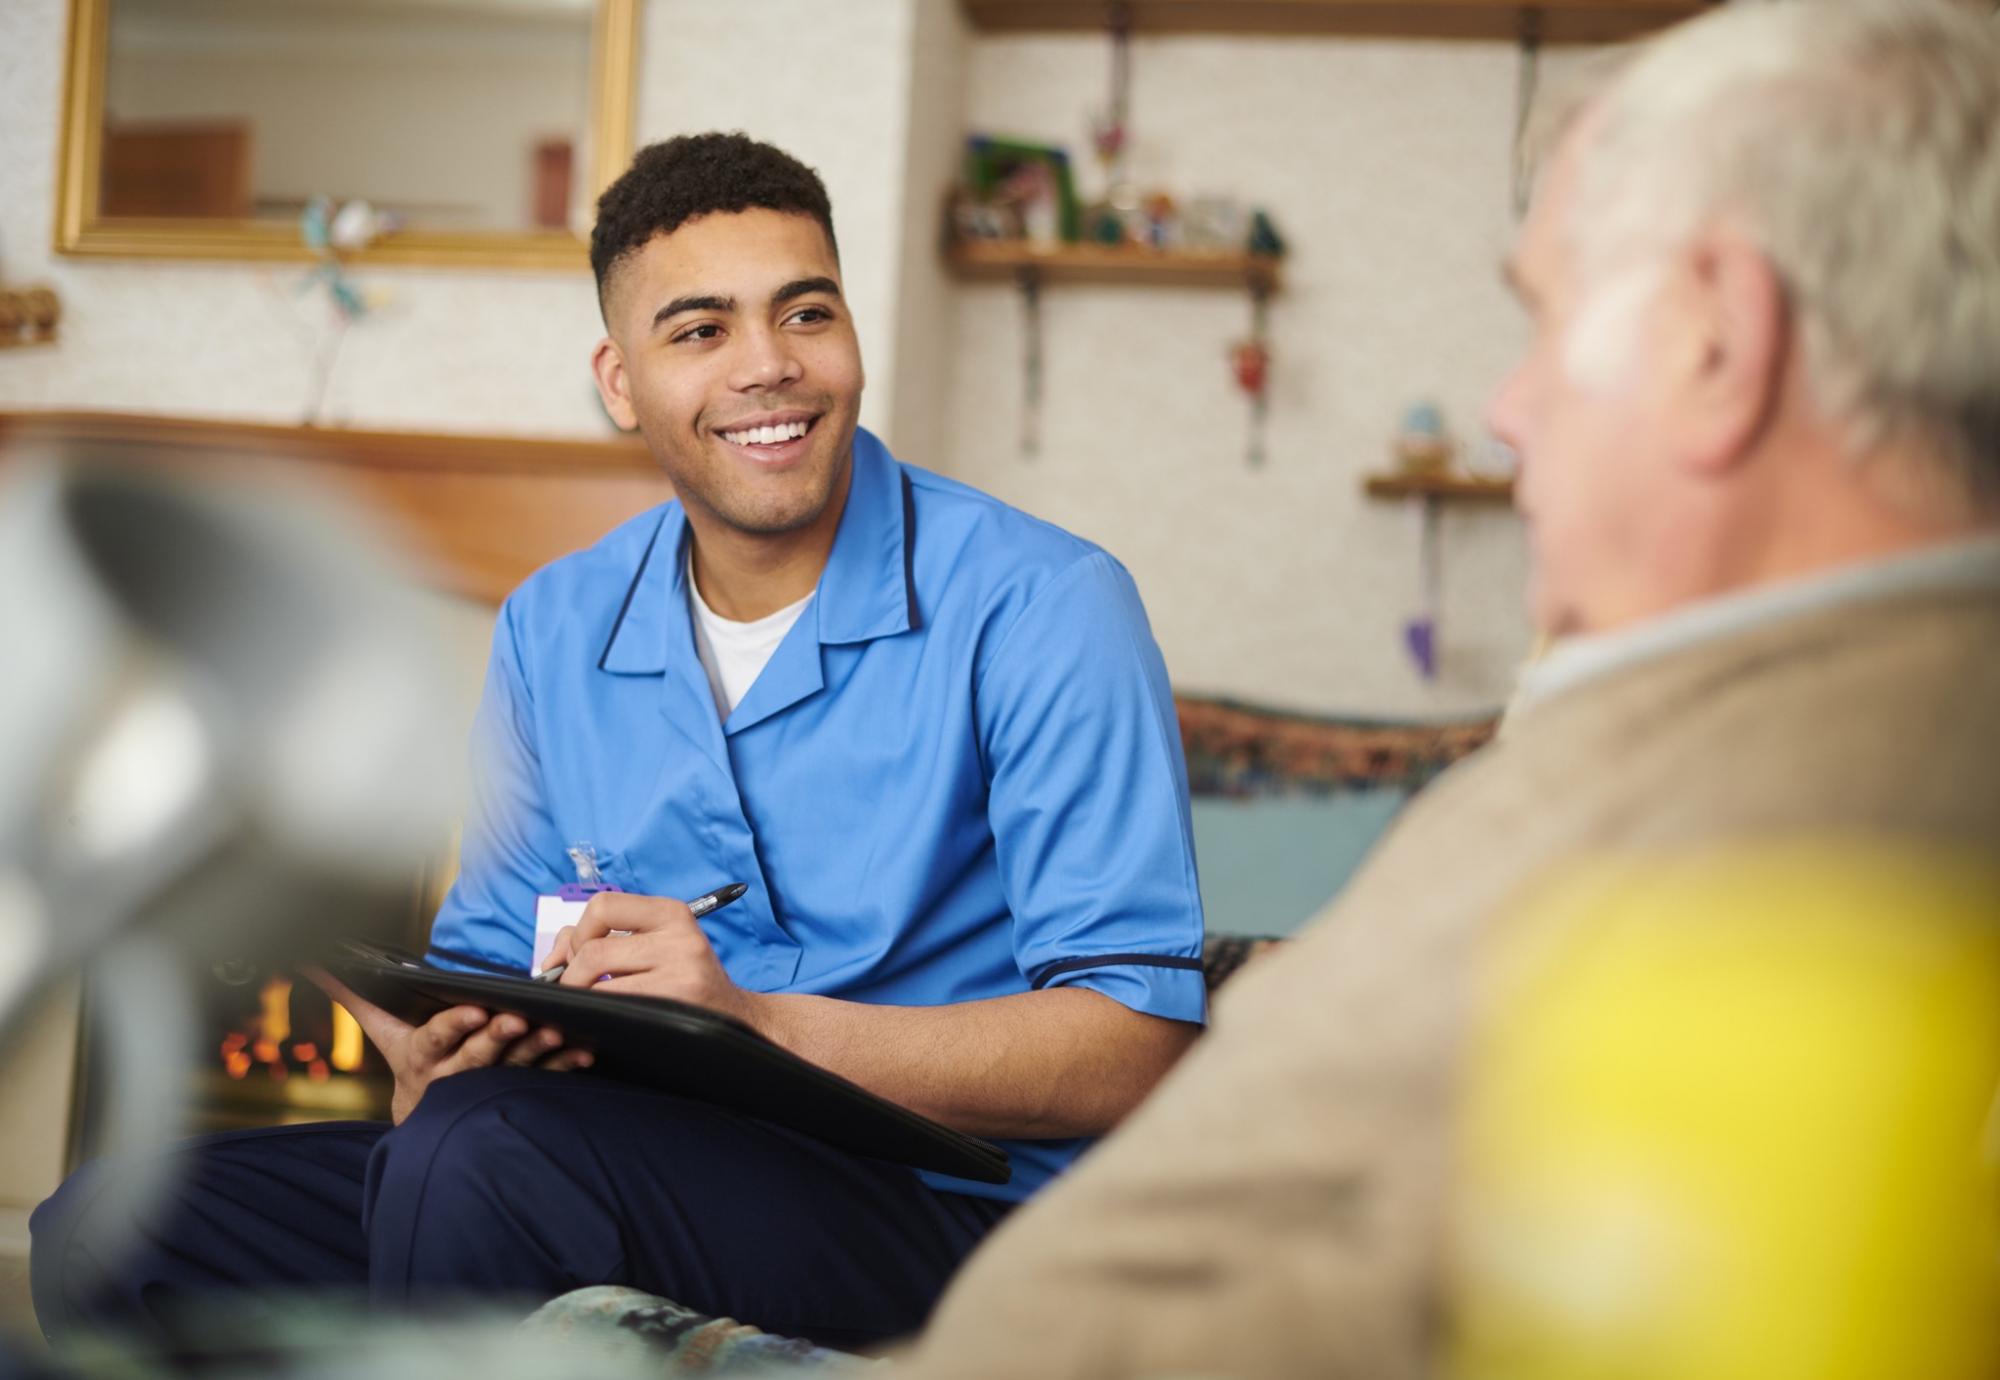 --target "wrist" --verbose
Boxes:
[729,987,782,1043]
